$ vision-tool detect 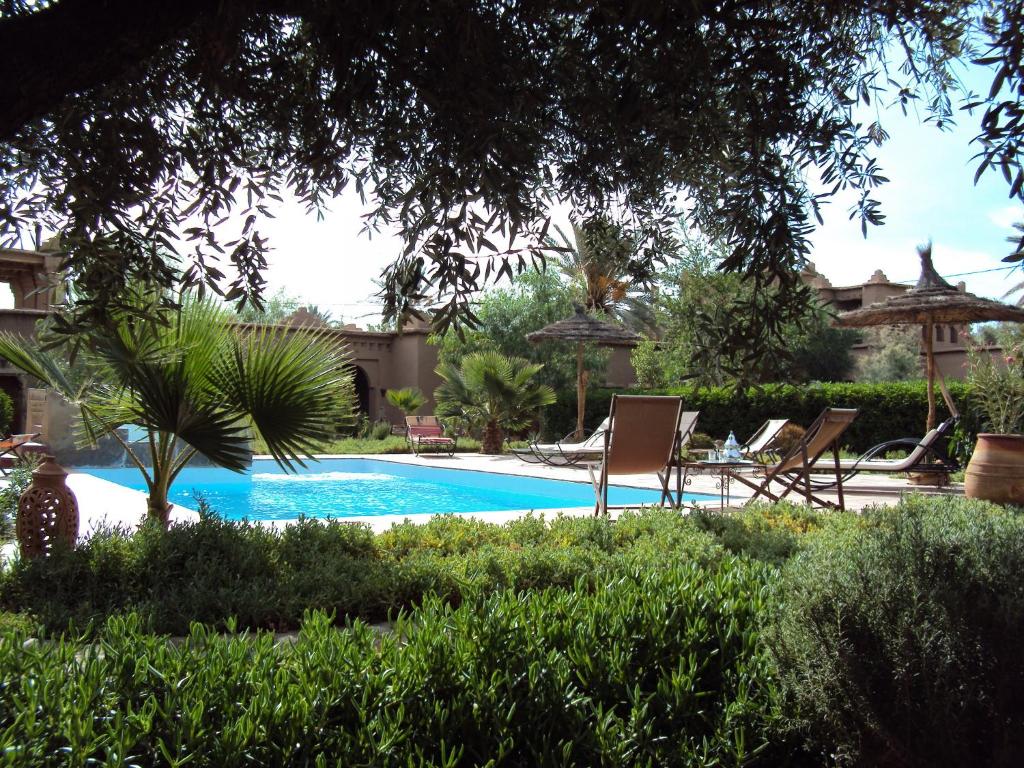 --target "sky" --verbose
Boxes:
[250,68,1024,327]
